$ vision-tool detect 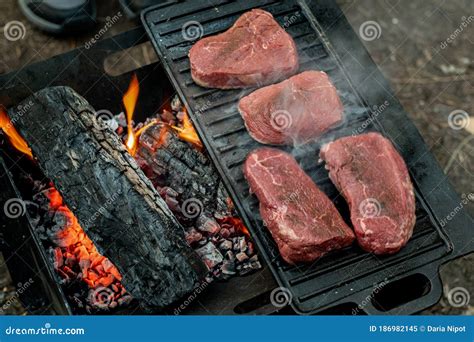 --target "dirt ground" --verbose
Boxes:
[0,0,472,315]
